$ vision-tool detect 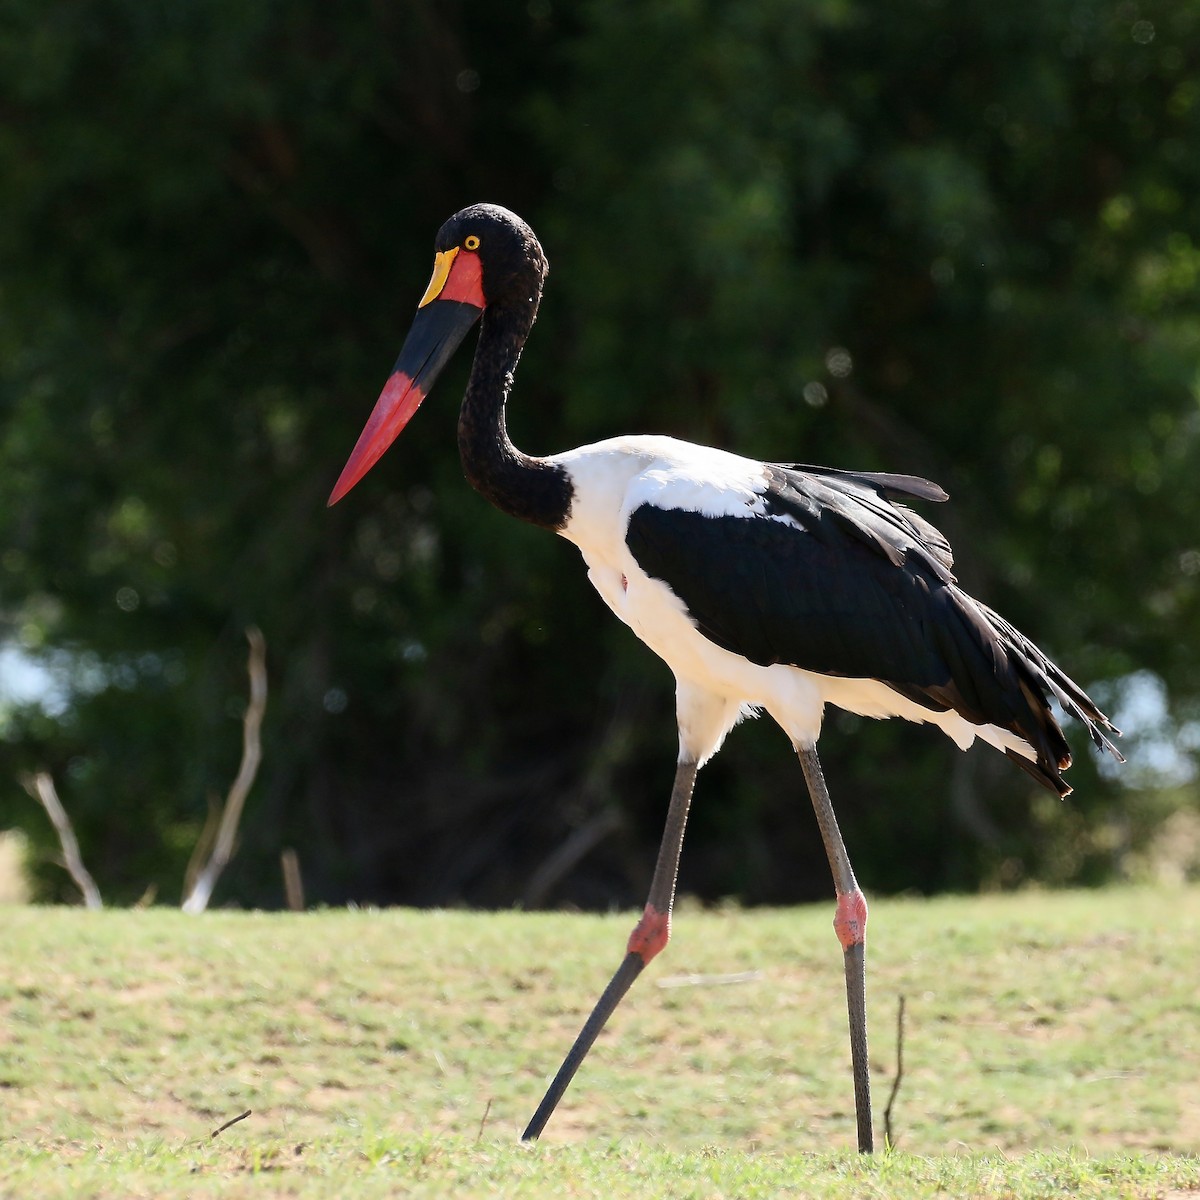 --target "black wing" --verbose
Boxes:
[625,464,1120,795]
